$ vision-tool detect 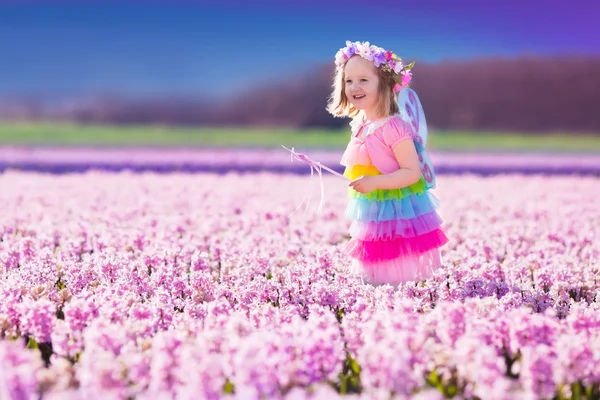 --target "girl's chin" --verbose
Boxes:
[351,104,373,112]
